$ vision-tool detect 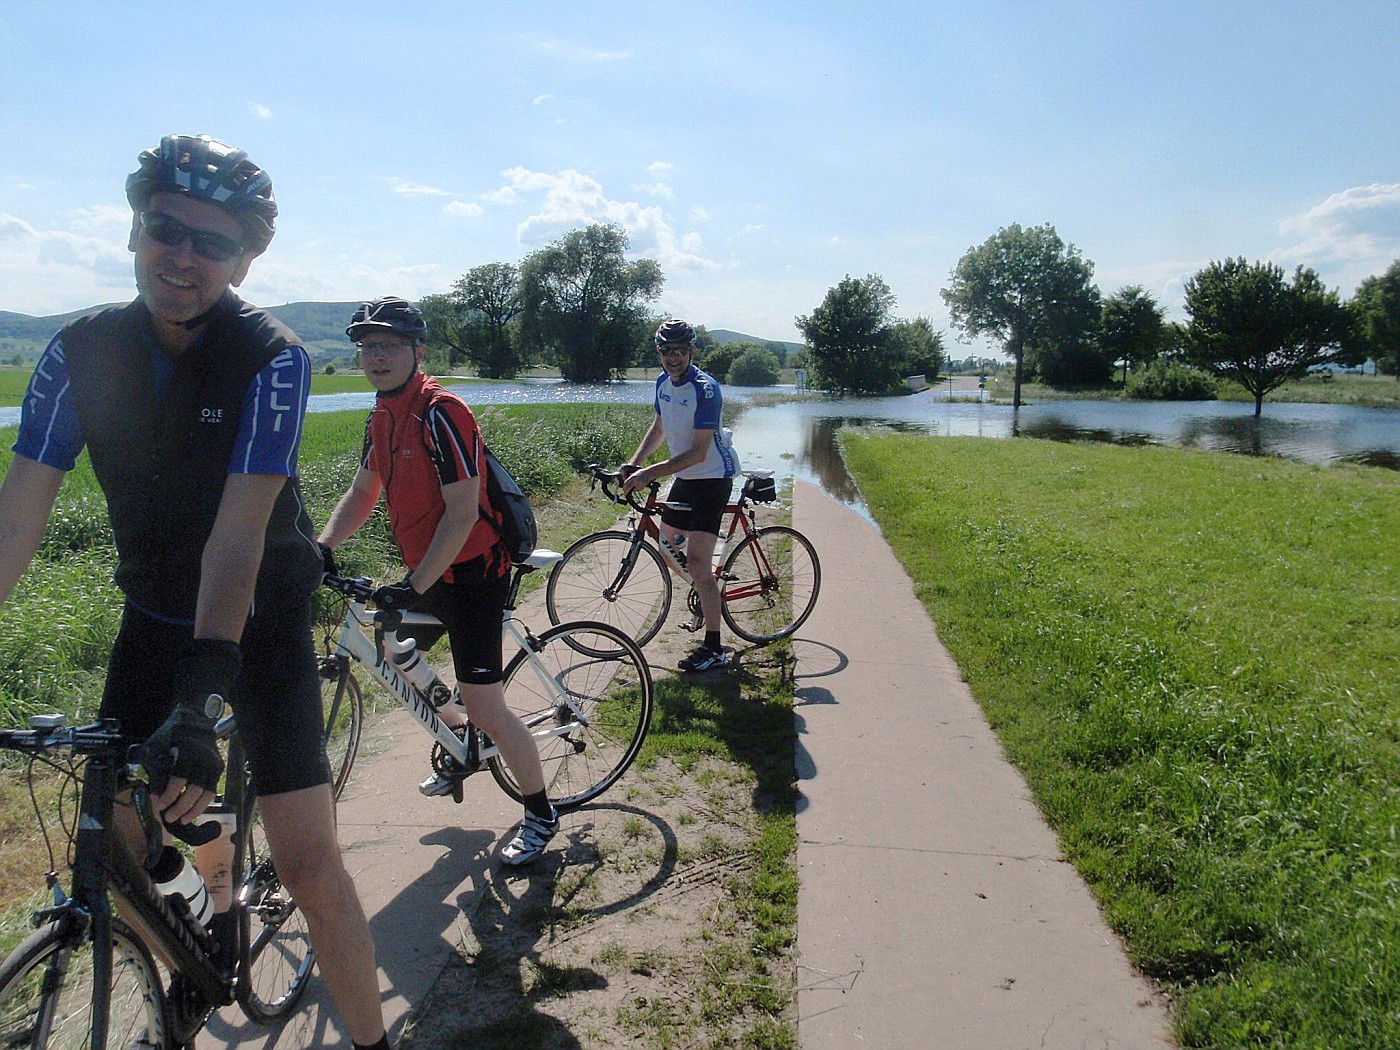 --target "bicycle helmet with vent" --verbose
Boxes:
[654,318,695,347]
[125,135,278,255]
[346,297,428,344]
